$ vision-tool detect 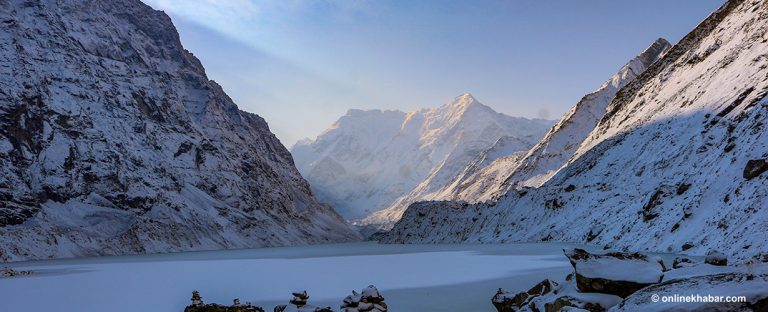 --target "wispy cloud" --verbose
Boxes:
[144,0,260,37]
[142,0,379,44]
